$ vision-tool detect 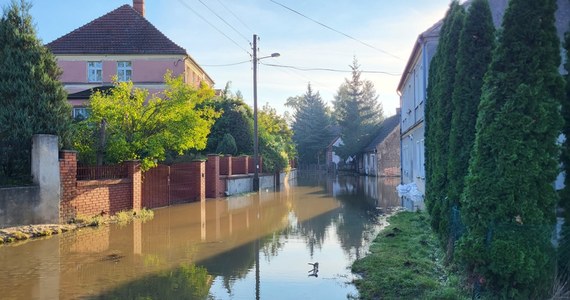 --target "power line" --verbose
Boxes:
[197,0,250,43]
[268,0,401,60]
[215,0,254,34]
[260,62,401,76]
[177,0,250,55]
[202,60,251,67]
